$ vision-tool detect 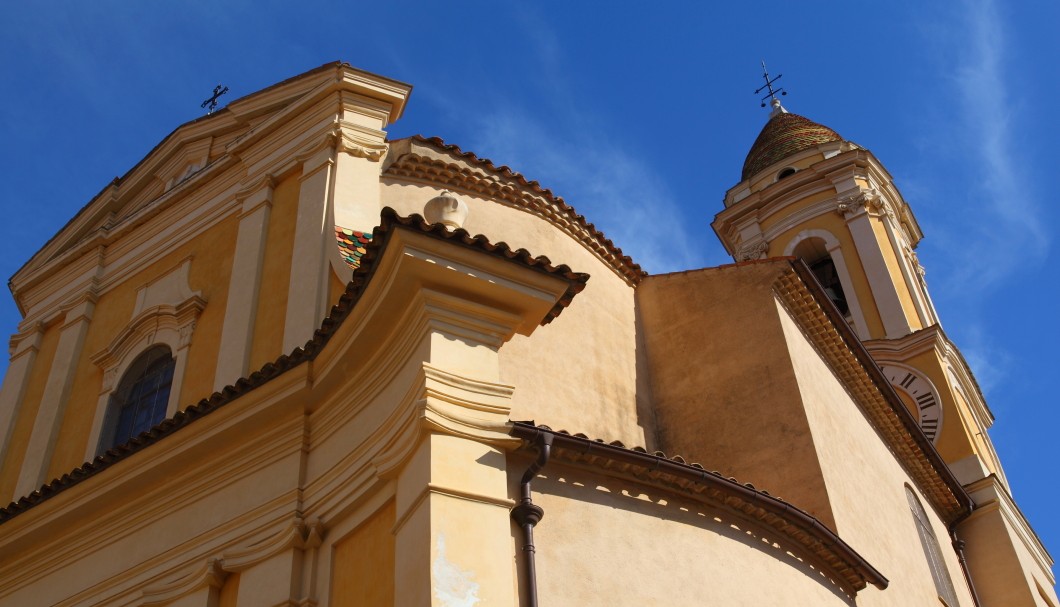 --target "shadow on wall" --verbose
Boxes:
[633,296,660,452]
[525,467,857,606]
